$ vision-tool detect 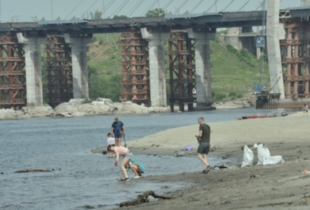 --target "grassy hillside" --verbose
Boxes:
[86,33,269,102]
